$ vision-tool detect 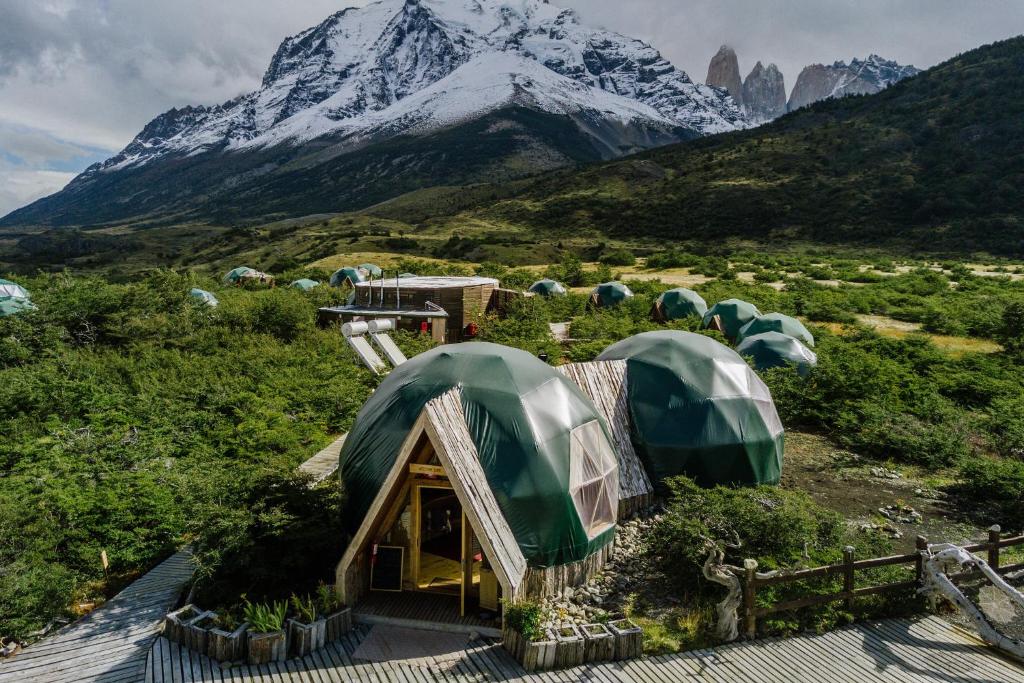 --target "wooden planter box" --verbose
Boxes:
[503,628,557,672]
[247,630,287,665]
[207,621,248,662]
[550,625,585,668]
[163,604,201,645]
[184,611,218,654]
[287,618,326,658]
[324,608,352,642]
[608,618,643,660]
[581,623,615,662]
